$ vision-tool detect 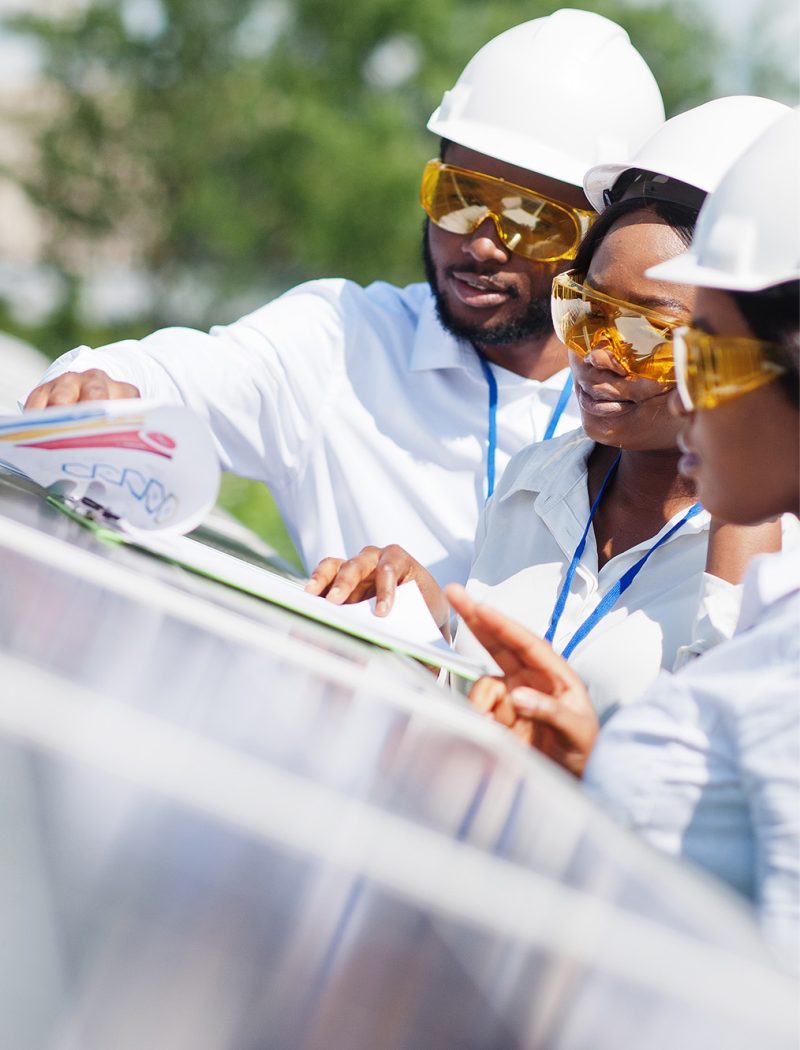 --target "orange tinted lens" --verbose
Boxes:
[551,276,676,381]
[678,328,785,409]
[421,161,582,261]
[421,162,493,234]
